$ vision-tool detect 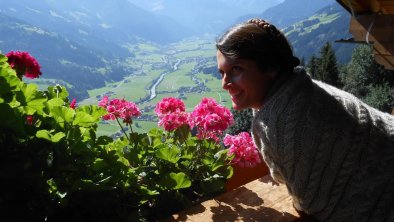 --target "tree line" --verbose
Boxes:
[307,42,394,113]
